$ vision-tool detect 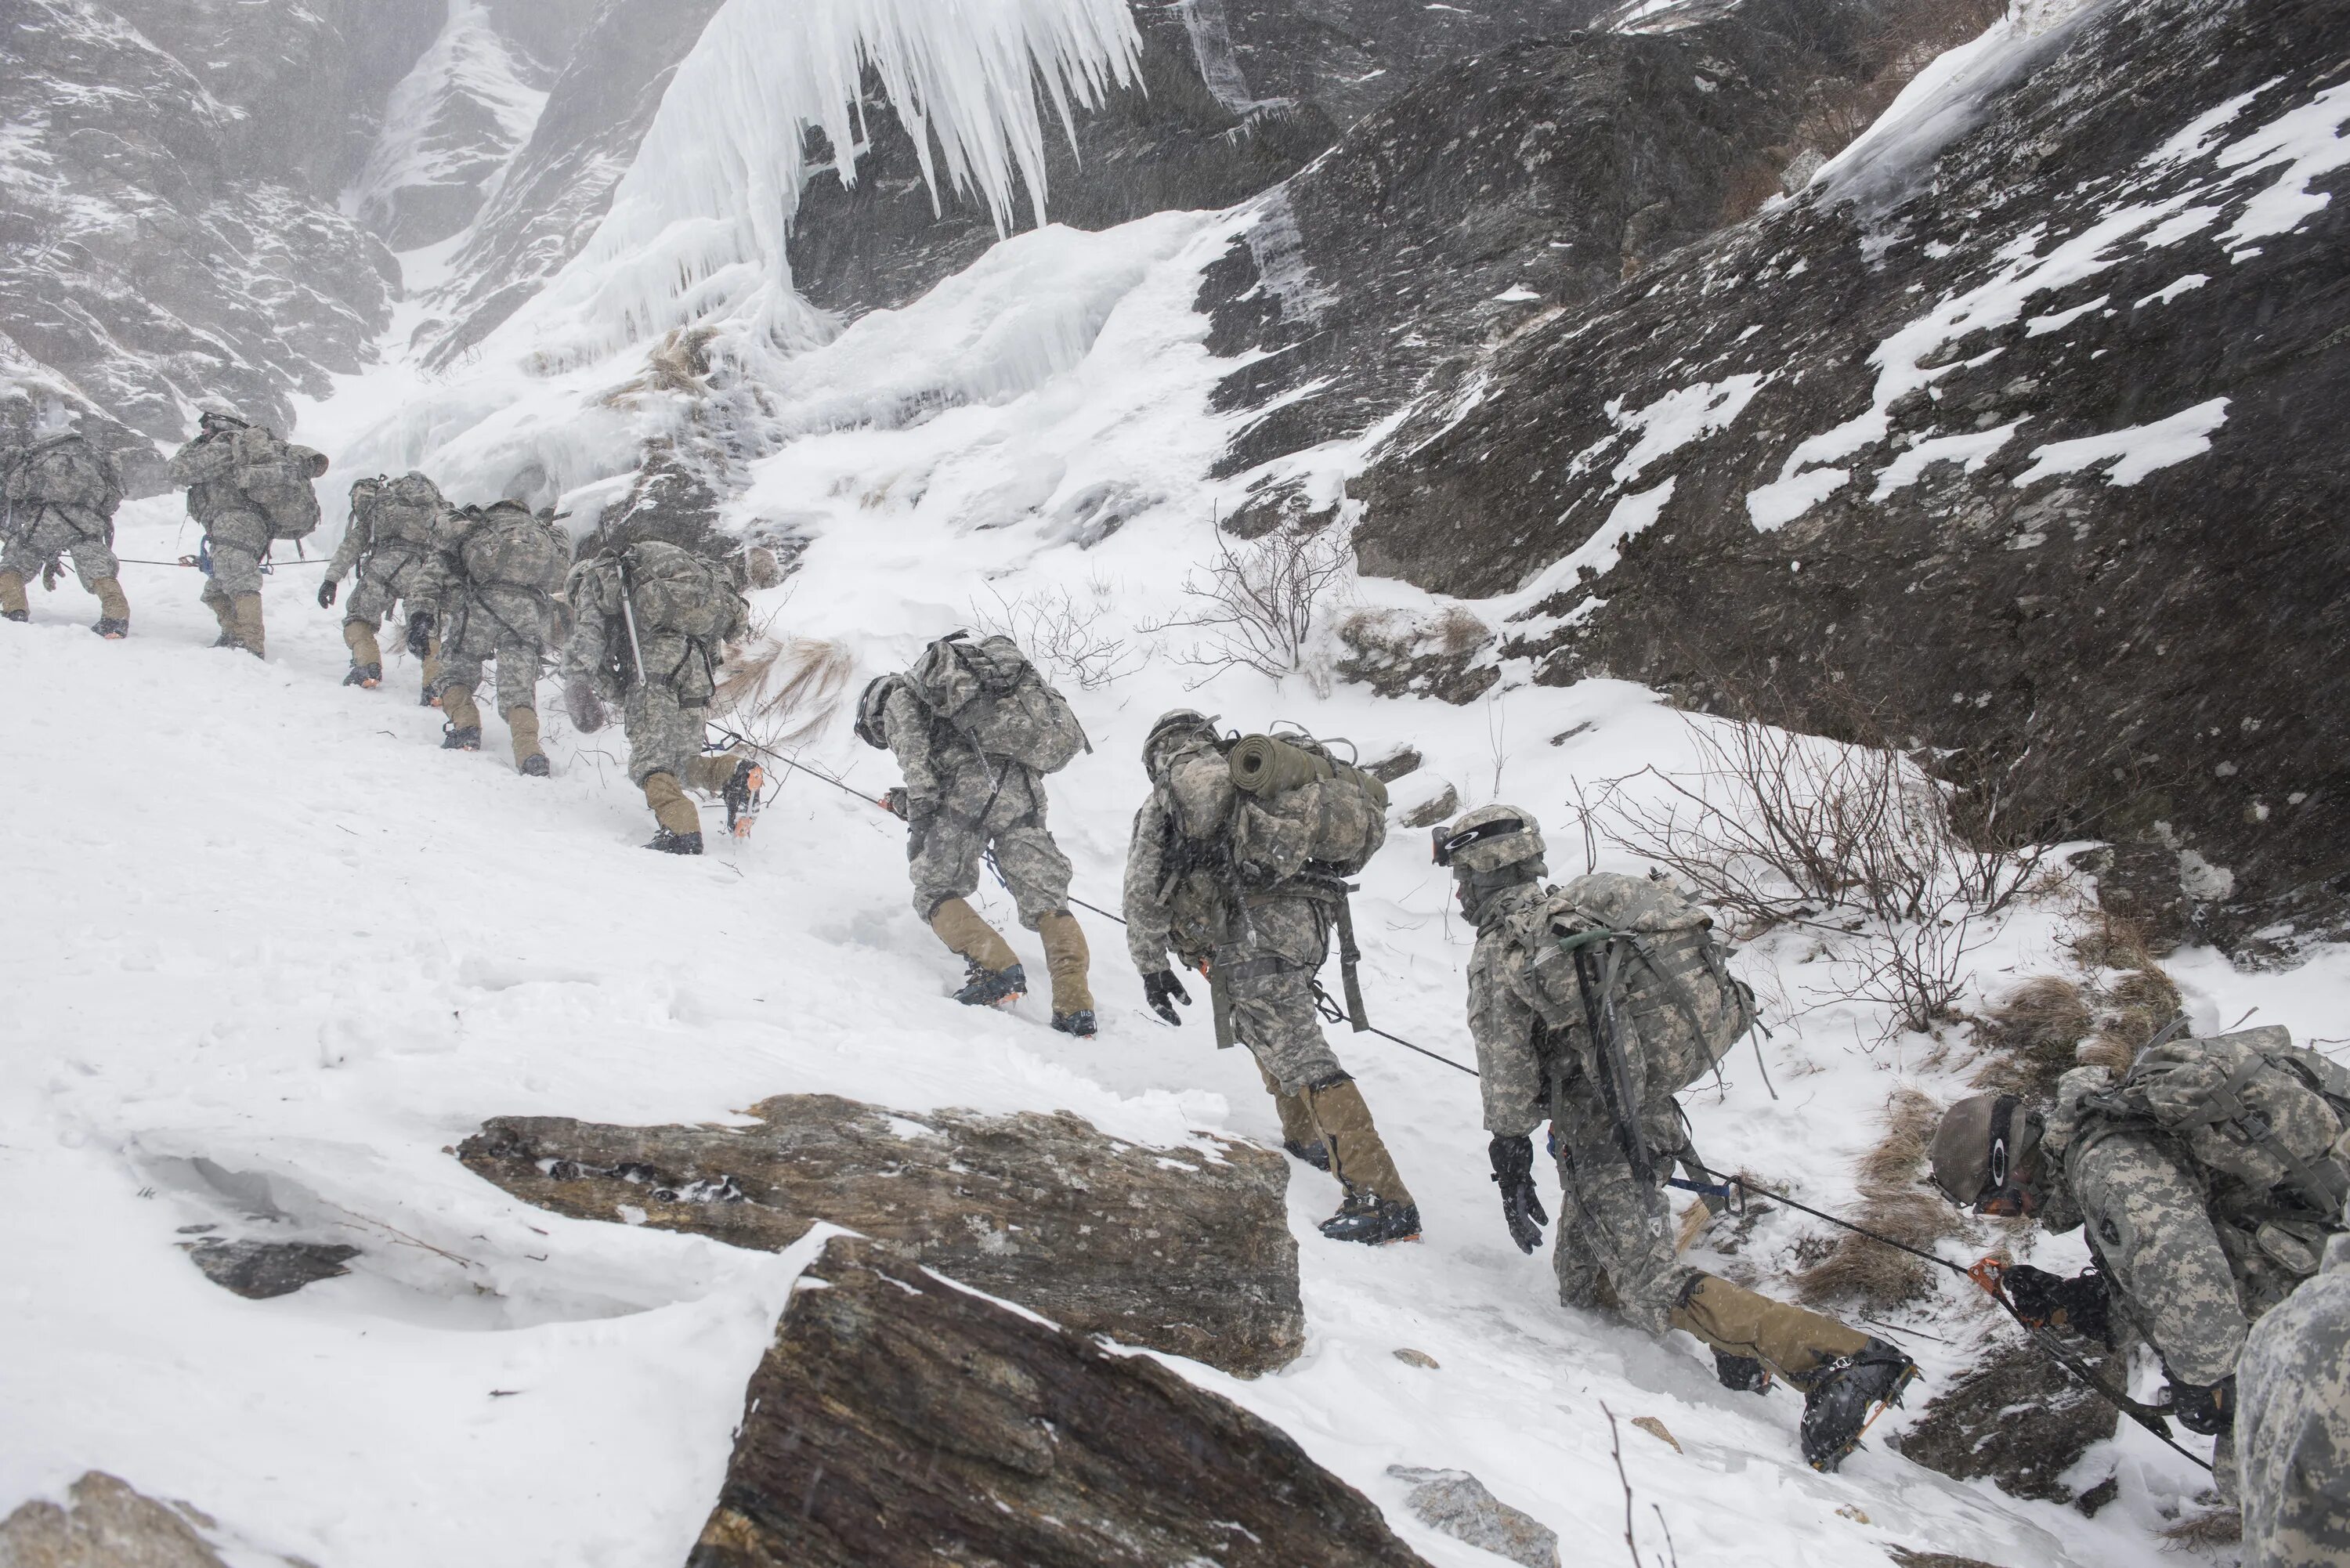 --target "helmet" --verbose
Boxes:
[1434,804,1546,876]
[1142,709,1219,777]
[1929,1093,2044,1215]
[855,674,900,750]
[195,402,248,432]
